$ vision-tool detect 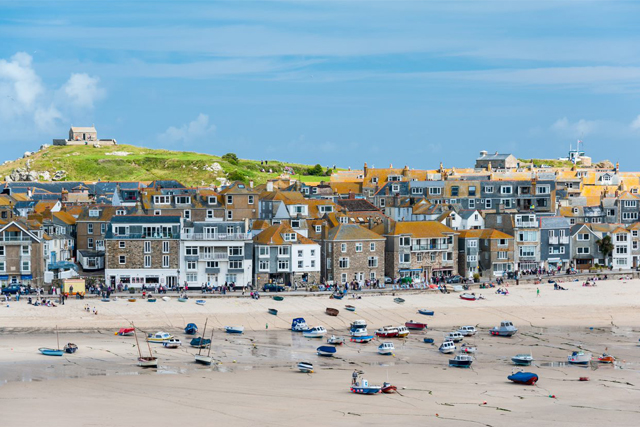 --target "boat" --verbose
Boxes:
[460,345,477,354]
[418,309,434,316]
[162,296,170,302]
[195,299,206,305]
[567,351,592,365]
[457,326,476,336]
[40,325,64,356]
[327,335,345,345]
[345,305,356,312]
[190,337,212,348]
[268,308,278,316]
[317,345,337,357]
[424,338,435,344]
[64,343,78,354]
[598,353,615,364]
[449,354,473,368]
[350,378,381,395]
[178,297,188,303]
[331,293,344,300]
[297,362,314,373]
[133,323,158,368]
[194,319,214,365]
[350,320,367,331]
[393,297,405,304]
[508,371,539,385]
[378,342,395,355]
[184,323,198,335]
[512,354,534,366]
[101,298,110,302]
[225,326,244,334]
[147,298,156,302]
[326,307,339,316]
[350,327,369,337]
[460,293,477,301]
[162,338,182,349]
[375,326,399,338]
[439,340,456,354]
[273,296,284,301]
[147,331,173,343]
[381,382,397,393]
[396,326,410,338]
[350,335,374,343]
[405,320,427,330]
[116,327,135,336]
[303,326,327,338]
[445,332,464,343]
[490,321,518,337]
[291,318,310,332]
[128,298,137,302]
